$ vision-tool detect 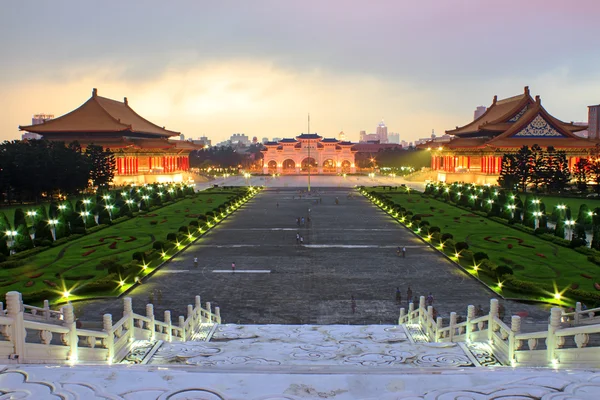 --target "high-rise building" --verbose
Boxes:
[359,130,367,142]
[376,120,388,143]
[338,130,346,141]
[589,105,600,140]
[388,132,400,144]
[32,114,54,125]
[262,137,269,144]
[474,106,487,120]
[230,133,250,146]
